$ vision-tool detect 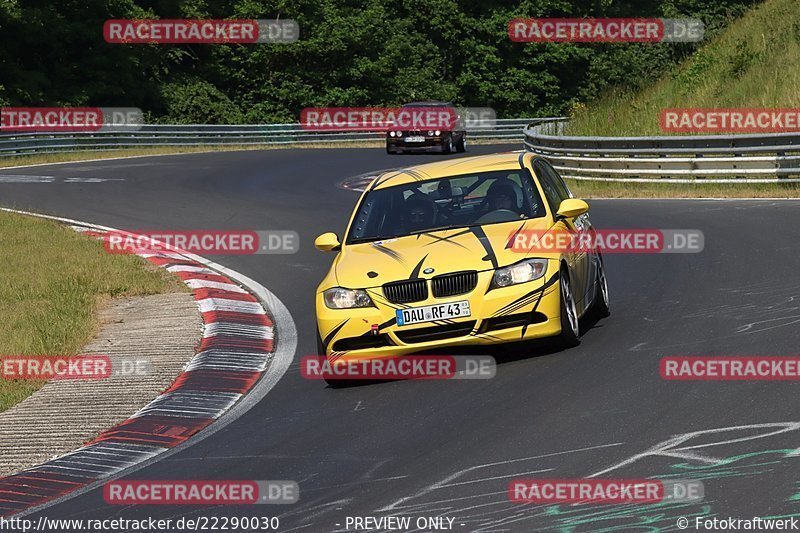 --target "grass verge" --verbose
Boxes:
[568,179,800,198]
[0,211,186,412]
[567,0,800,136]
